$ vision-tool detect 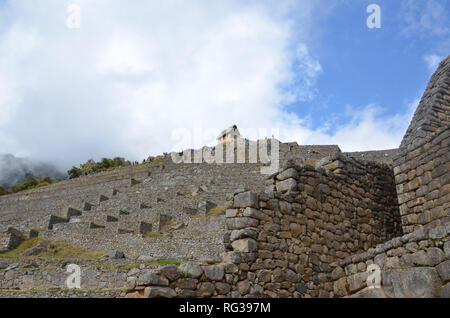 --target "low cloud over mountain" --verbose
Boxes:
[0,154,66,188]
